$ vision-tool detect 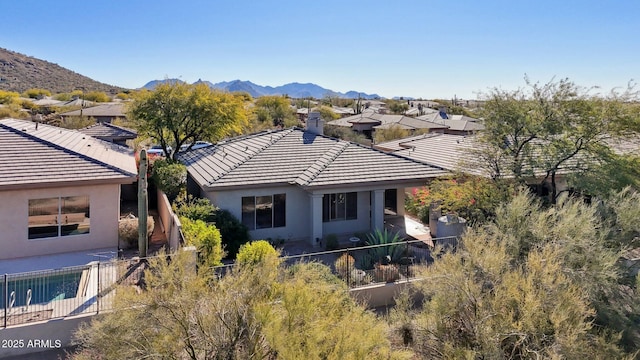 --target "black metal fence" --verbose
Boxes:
[1,236,457,328]
[1,257,147,329]
[213,237,458,288]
